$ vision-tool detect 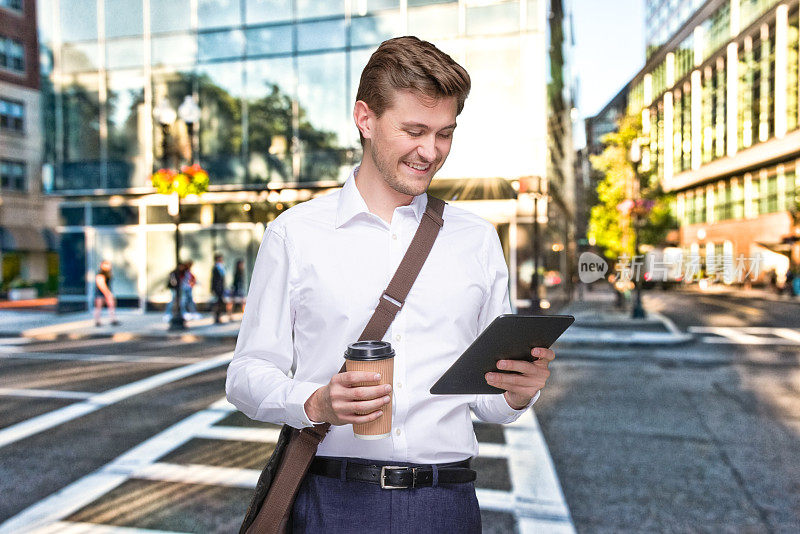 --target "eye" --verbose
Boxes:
[438,132,453,139]
[407,131,423,137]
